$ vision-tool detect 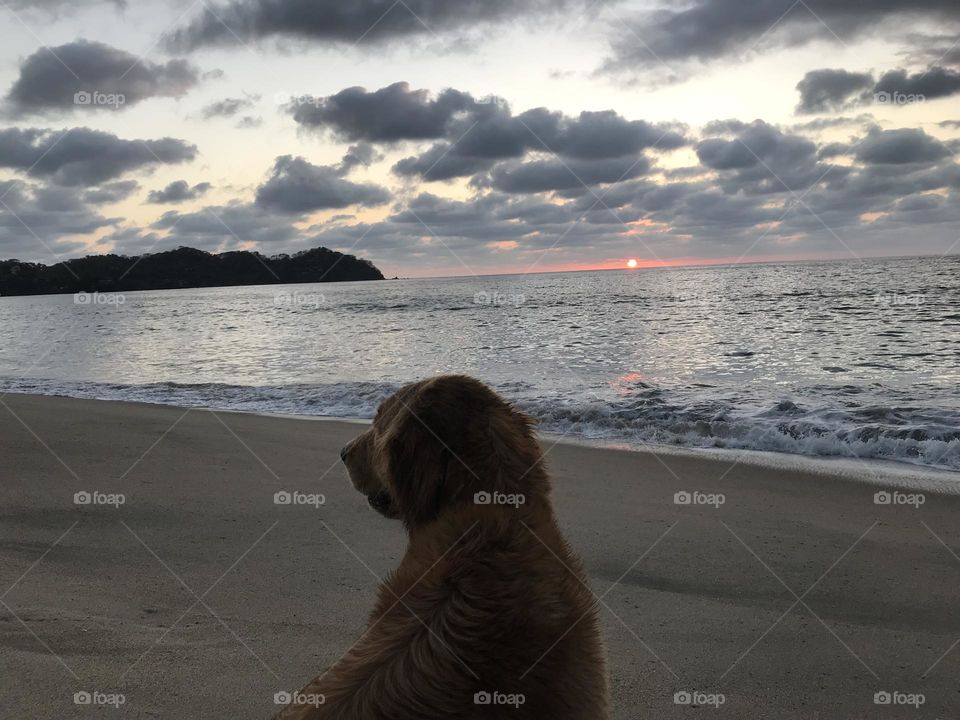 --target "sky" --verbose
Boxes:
[0,0,959,278]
